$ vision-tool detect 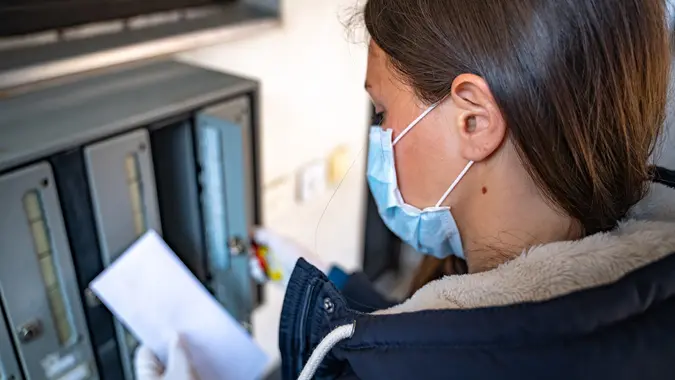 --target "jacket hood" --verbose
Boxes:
[378,182,675,315]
